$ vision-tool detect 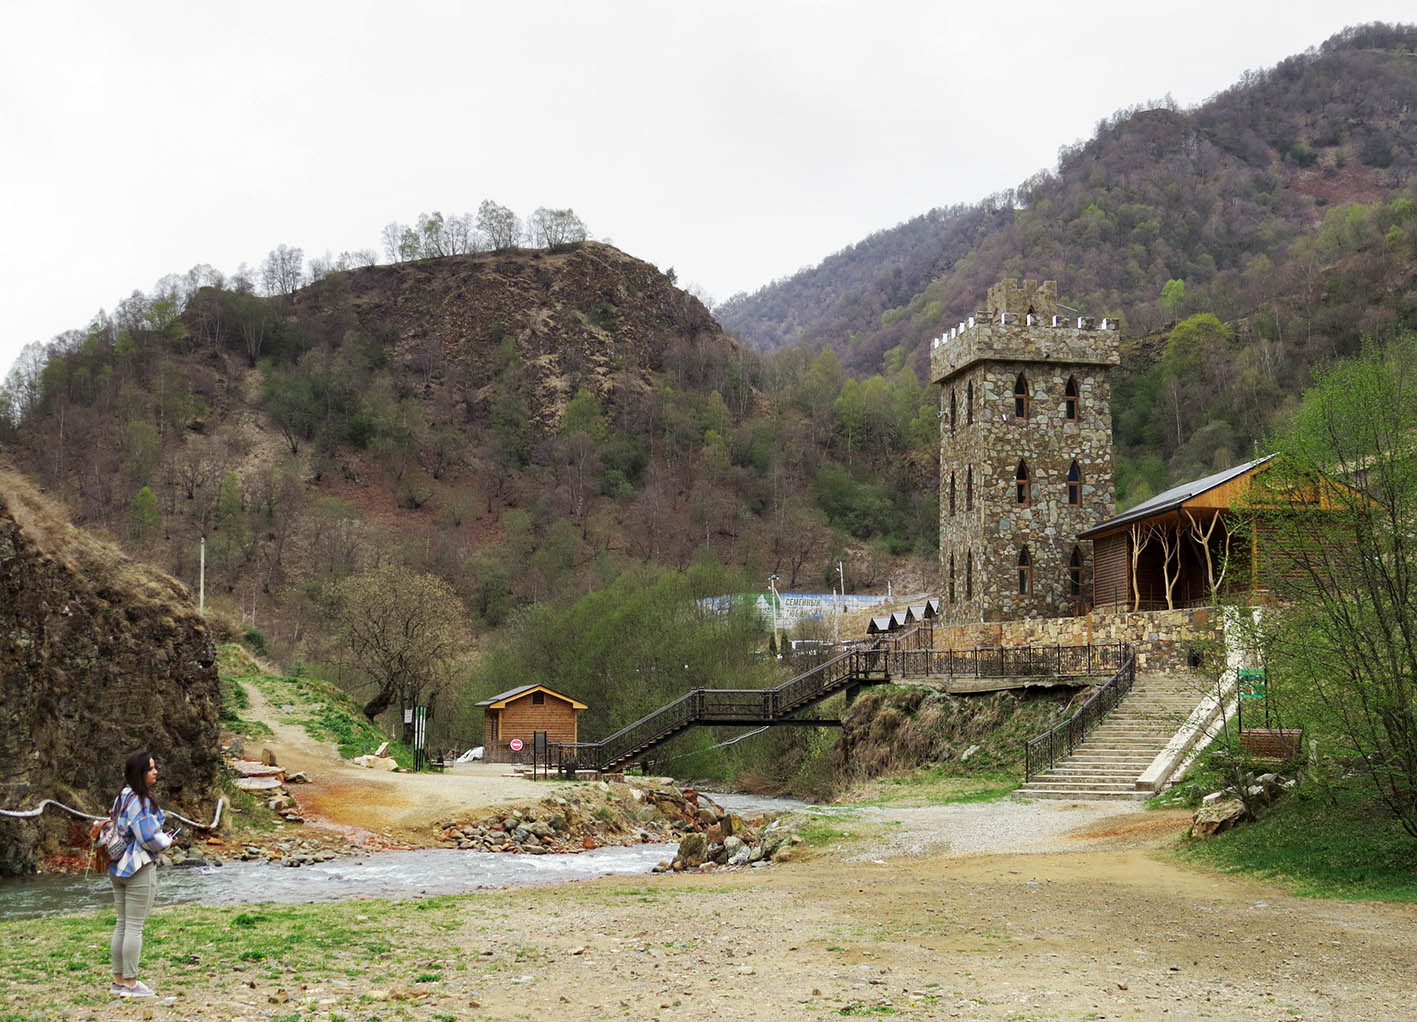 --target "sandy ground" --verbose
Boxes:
[239,681,571,844]
[167,684,1417,1020]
